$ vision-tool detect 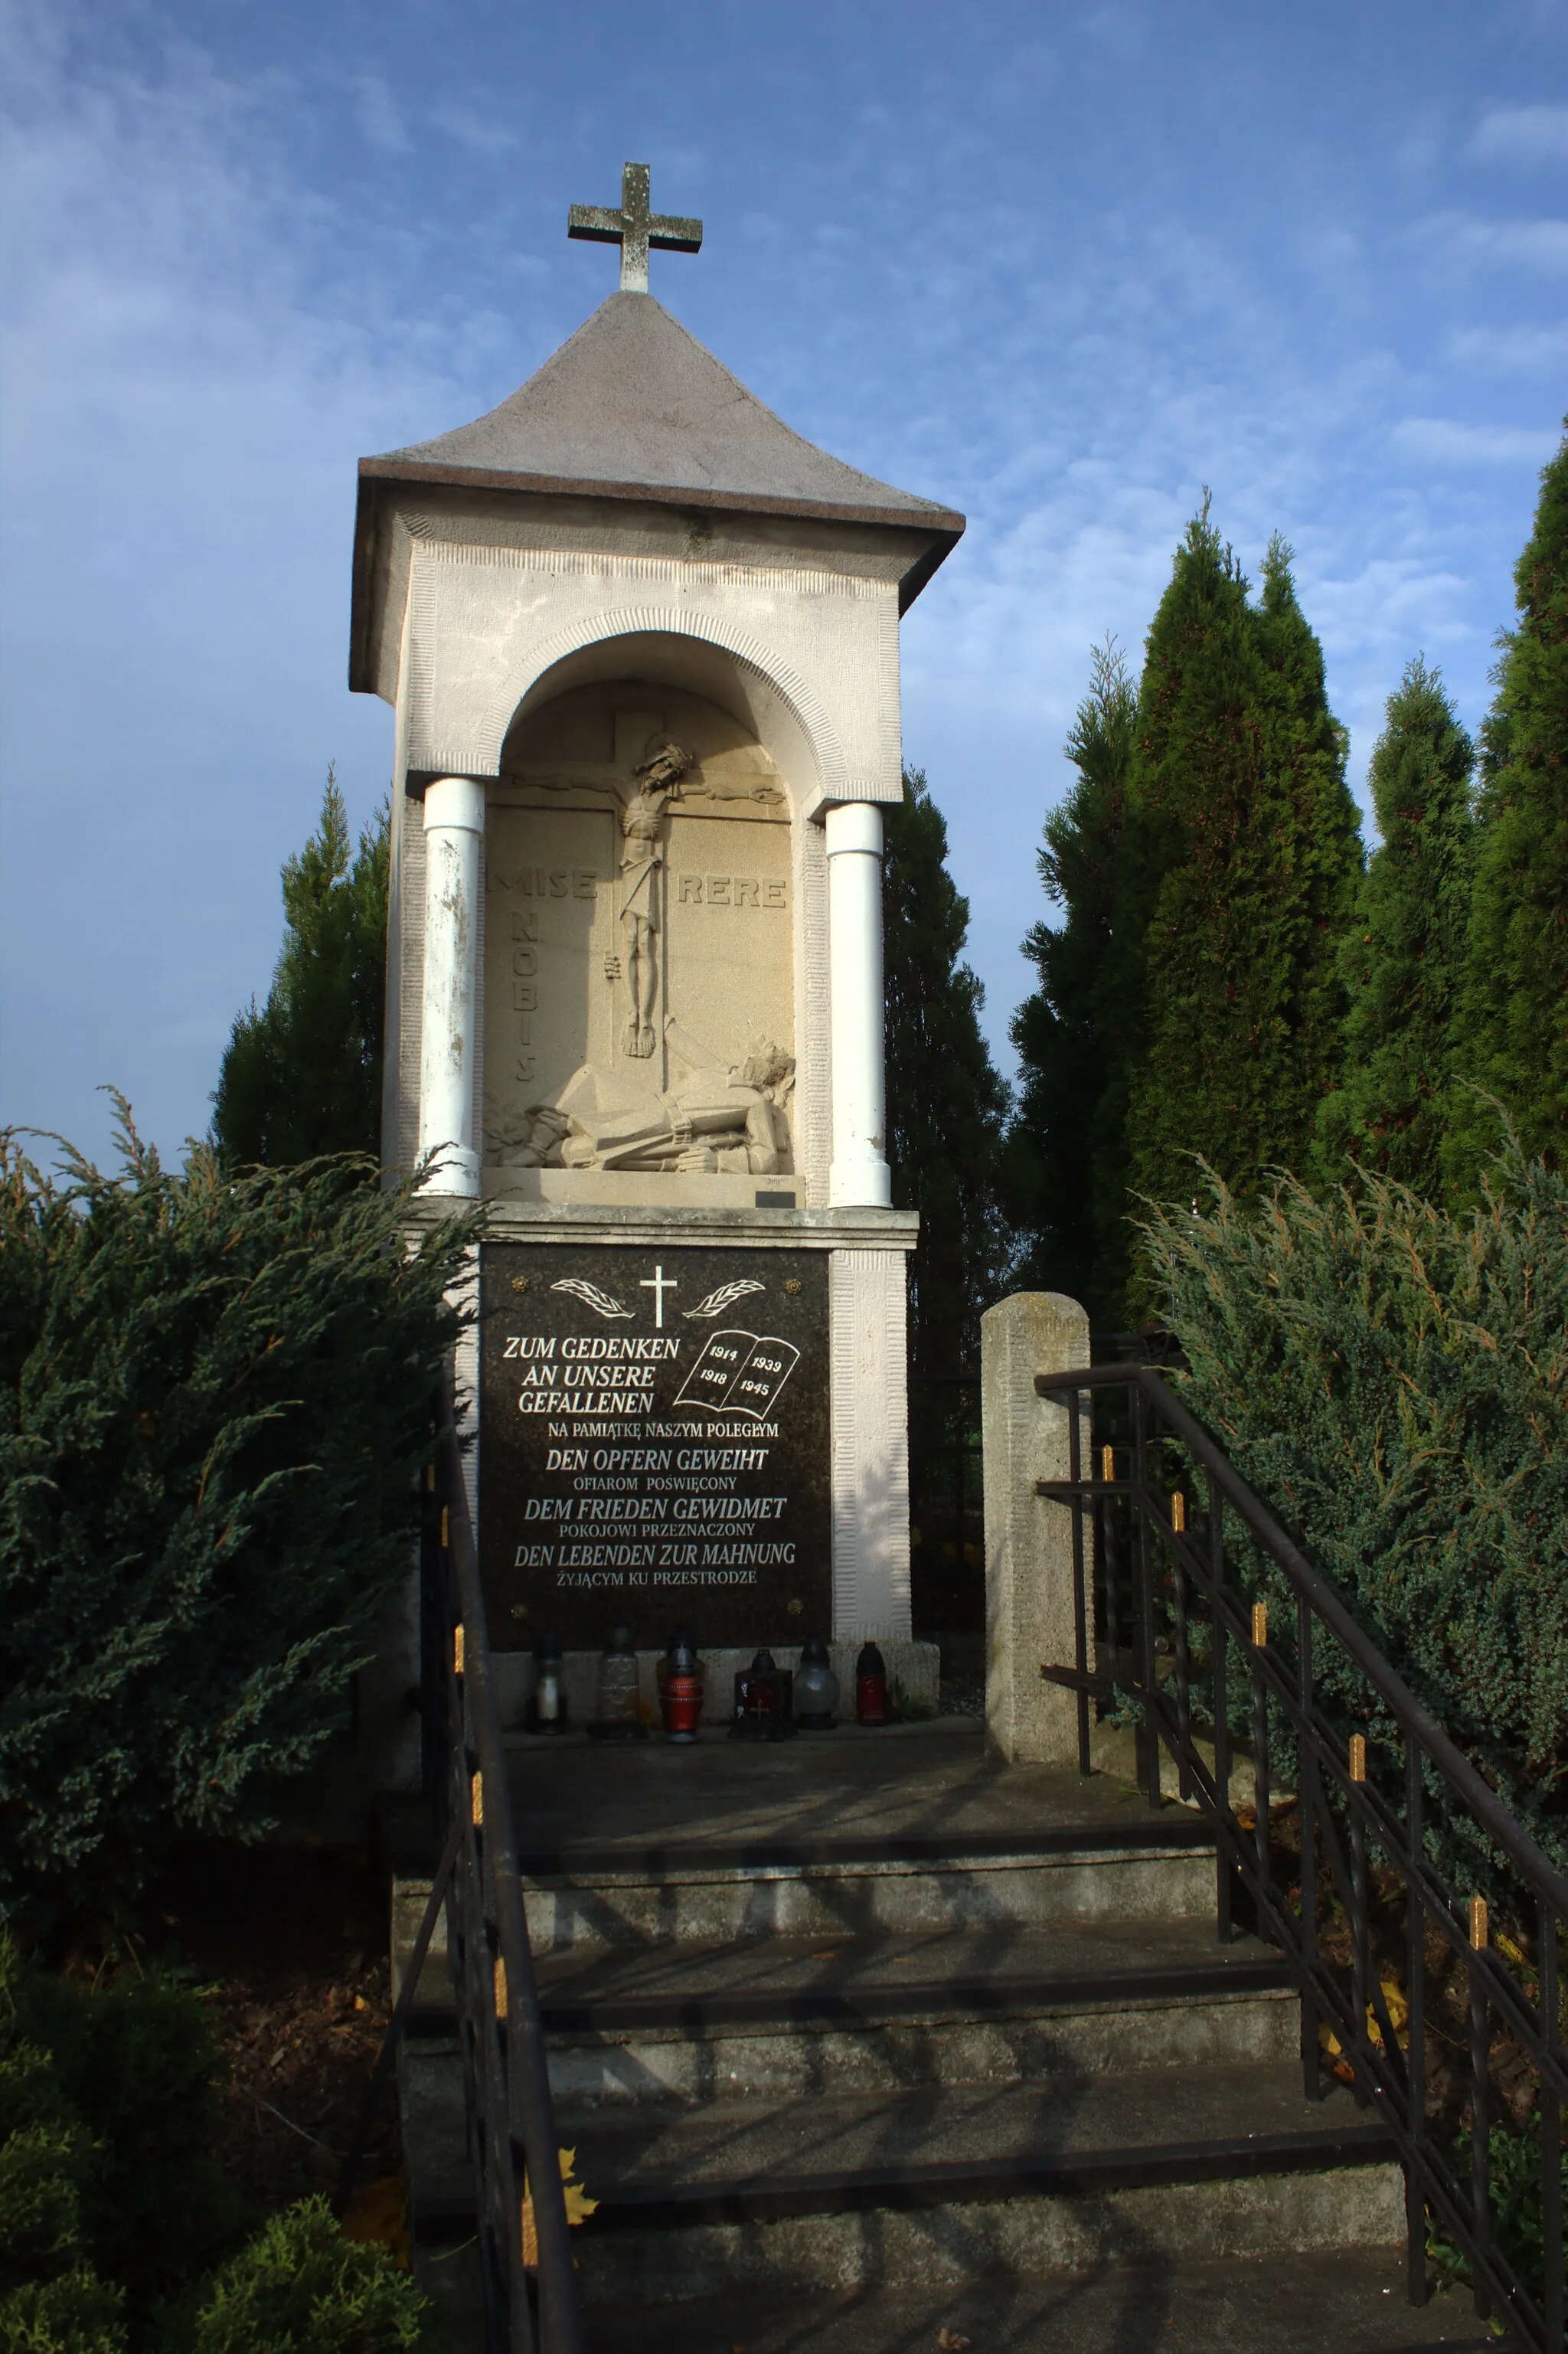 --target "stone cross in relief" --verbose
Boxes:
[568,162,703,294]
[639,1264,678,1327]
